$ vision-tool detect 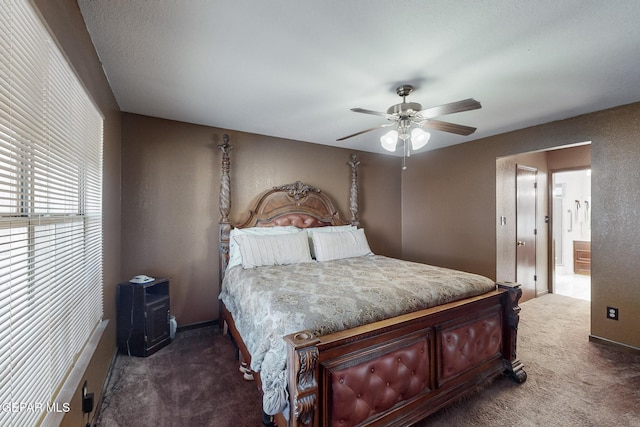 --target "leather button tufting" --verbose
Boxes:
[330,340,432,427]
